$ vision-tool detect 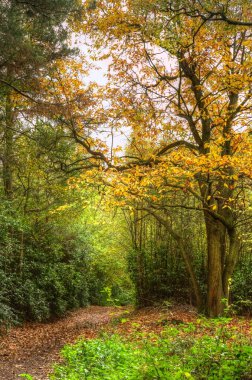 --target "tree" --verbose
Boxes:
[0,1,95,324]
[72,0,252,316]
[0,0,81,198]
[166,0,252,27]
